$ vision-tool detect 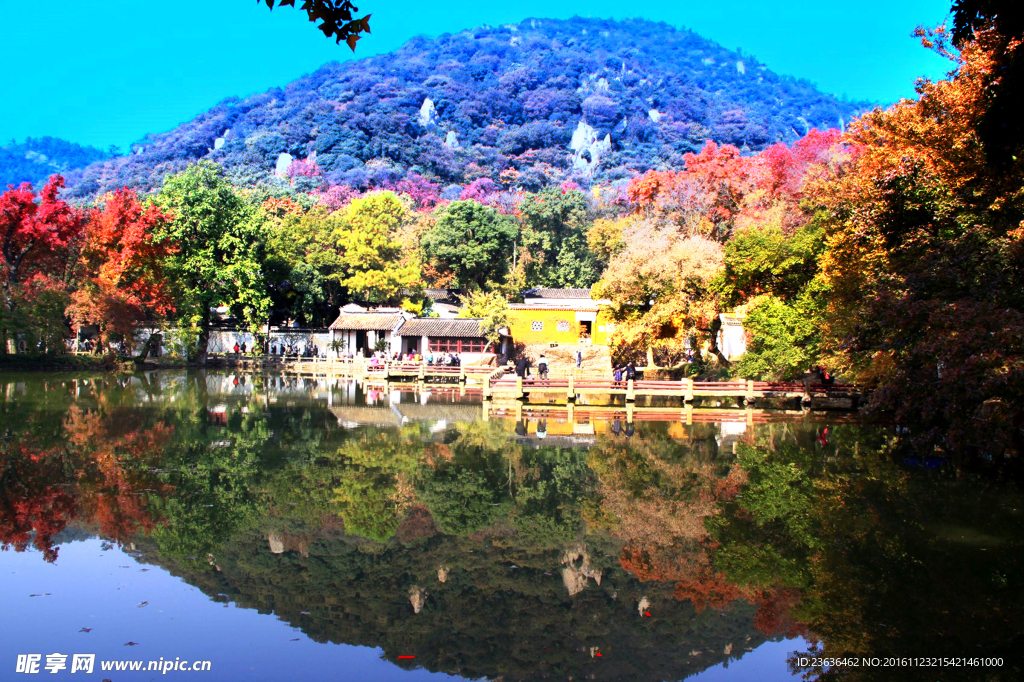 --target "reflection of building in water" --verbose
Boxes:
[330,405,404,428]
[119,374,762,456]
[326,381,485,430]
[207,404,229,426]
